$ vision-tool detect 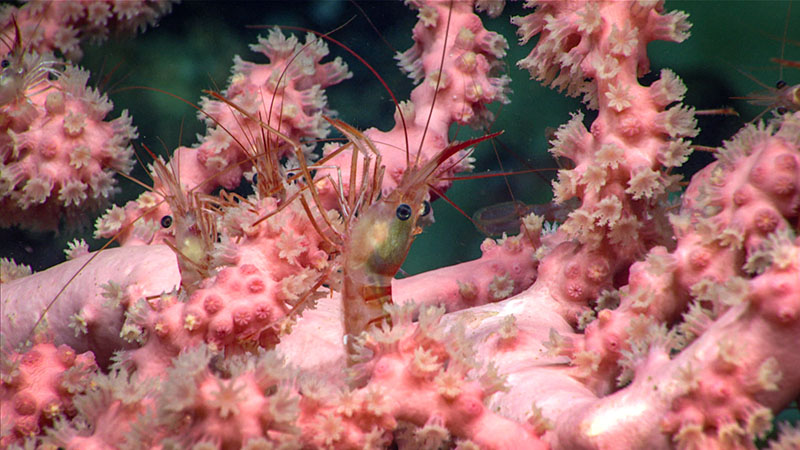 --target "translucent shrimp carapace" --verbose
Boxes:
[472,198,576,237]
[732,2,799,121]
[148,154,217,289]
[736,79,800,121]
[338,128,502,341]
